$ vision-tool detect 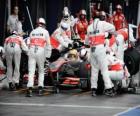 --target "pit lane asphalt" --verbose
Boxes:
[0,89,140,116]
